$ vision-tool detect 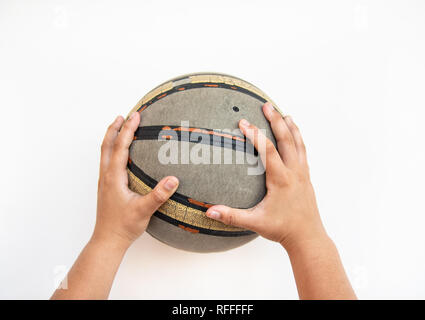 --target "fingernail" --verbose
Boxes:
[164,177,178,190]
[264,102,274,117]
[240,119,250,127]
[207,210,221,220]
